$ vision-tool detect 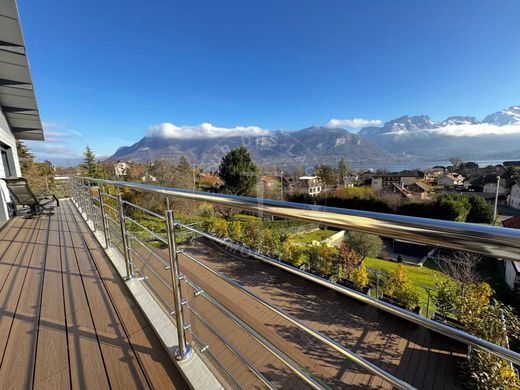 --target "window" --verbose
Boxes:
[1,147,13,177]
